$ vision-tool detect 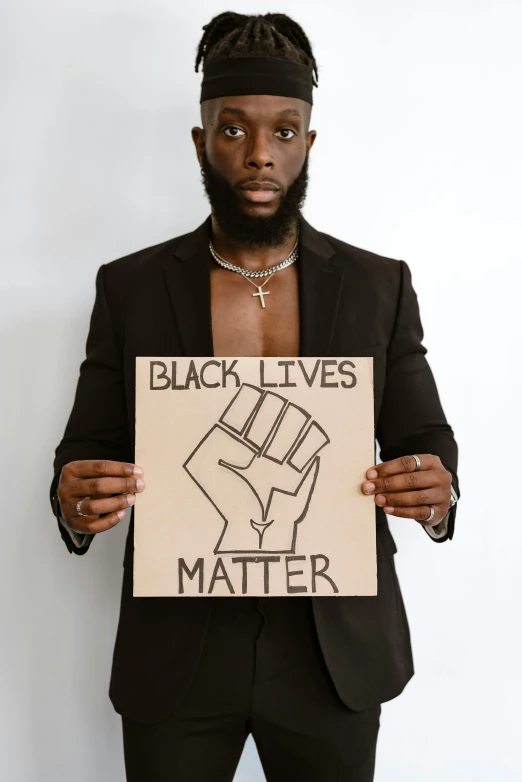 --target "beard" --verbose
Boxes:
[200,148,310,248]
